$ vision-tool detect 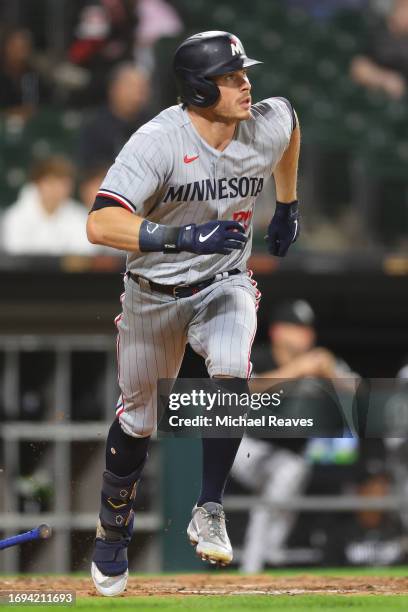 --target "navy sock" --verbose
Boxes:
[197,377,248,506]
[105,418,150,477]
[197,437,242,506]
